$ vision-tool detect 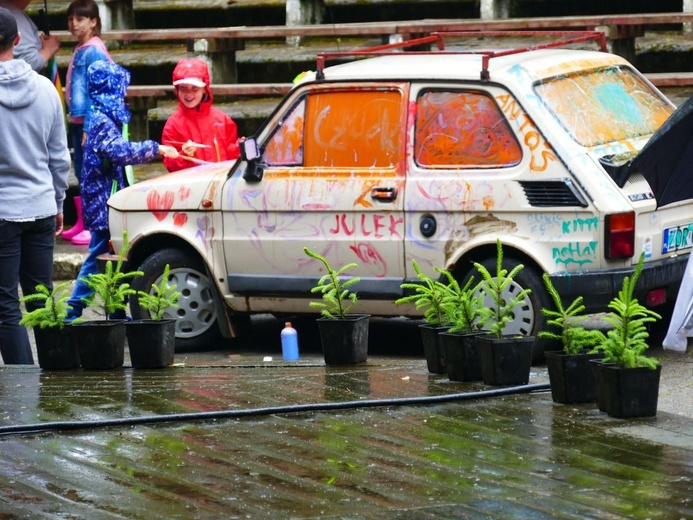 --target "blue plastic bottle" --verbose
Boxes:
[281,322,299,361]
